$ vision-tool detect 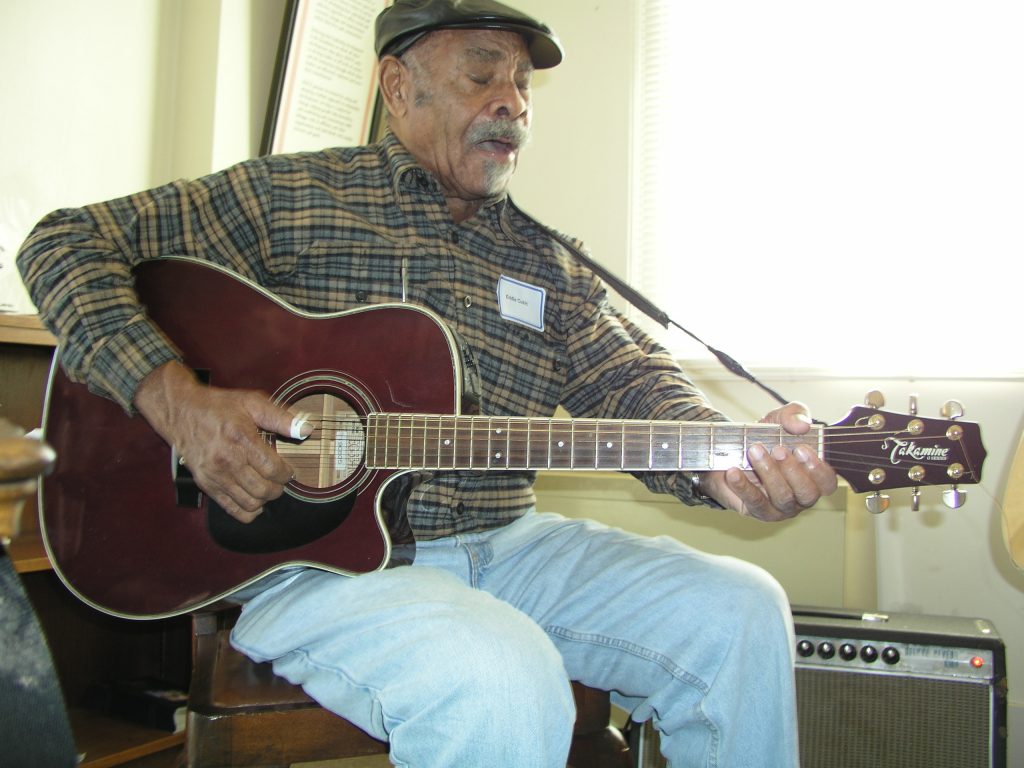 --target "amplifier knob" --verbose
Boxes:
[796,640,815,657]
[860,645,879,663]
[882,646,901,665]
[817,641,836,659]
[839,643,857,661]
